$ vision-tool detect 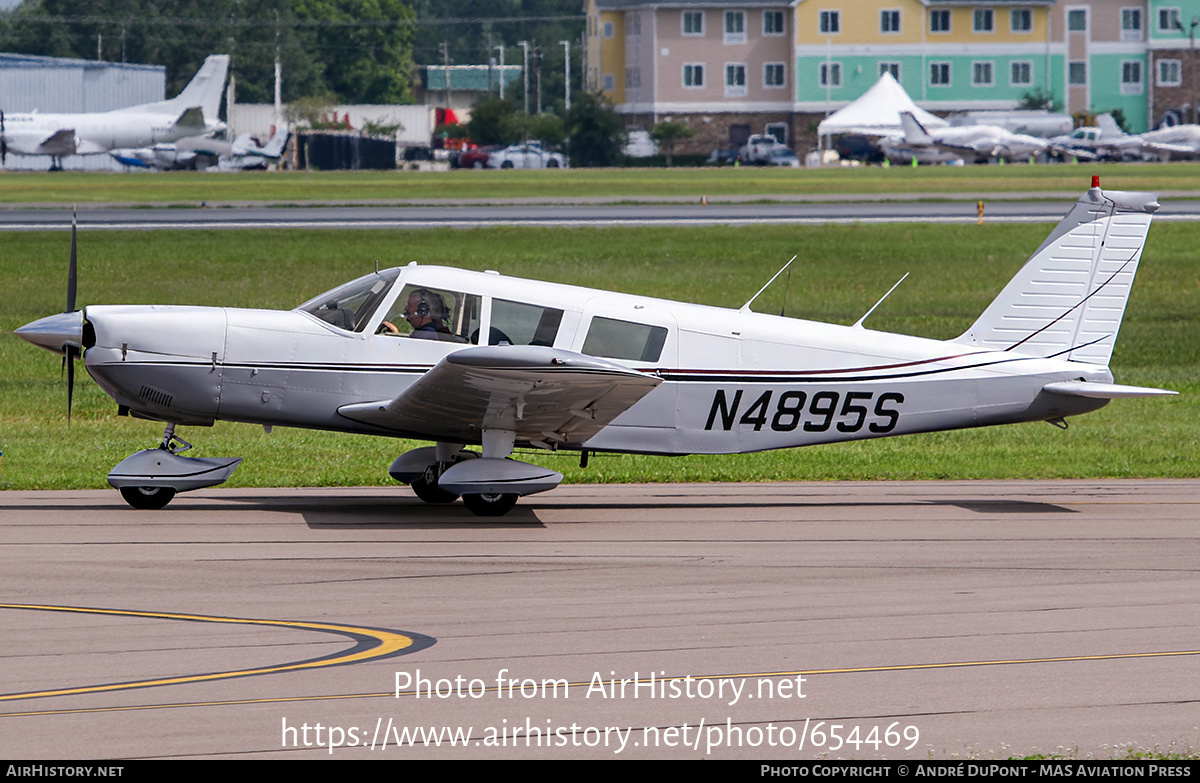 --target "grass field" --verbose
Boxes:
[3,161,1200,205]
[1,211,1195,491]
